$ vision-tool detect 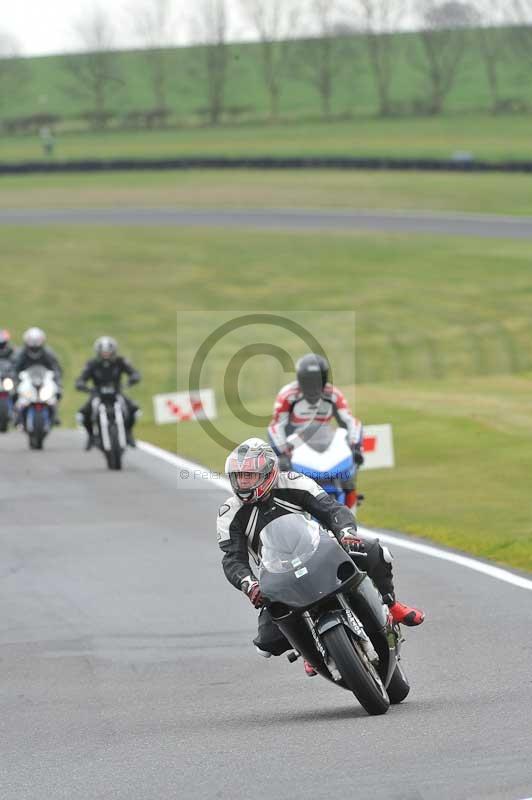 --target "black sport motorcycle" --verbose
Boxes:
[259,515,410,716]
[91,385,128,470]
